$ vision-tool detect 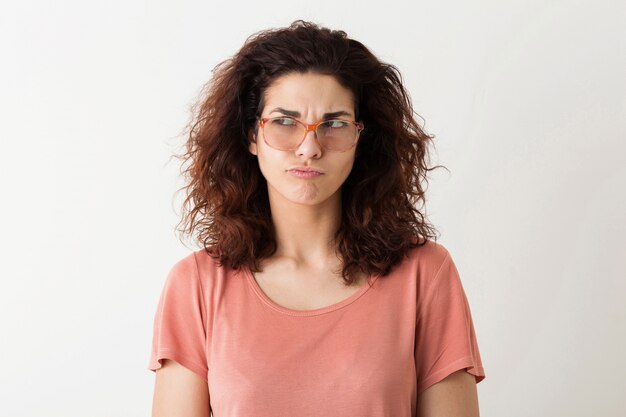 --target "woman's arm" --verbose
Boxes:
[416,369,480,417]
[152,359,211,417]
